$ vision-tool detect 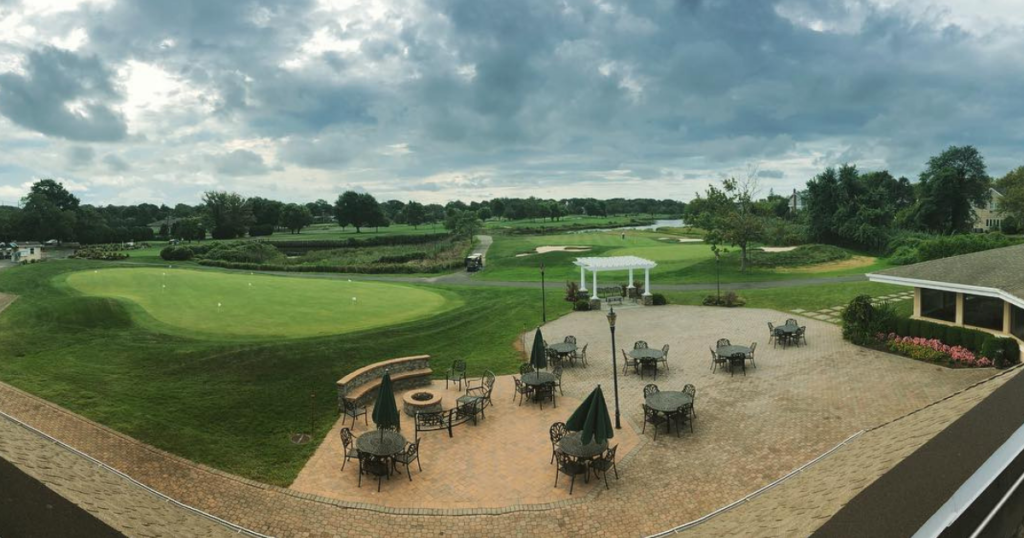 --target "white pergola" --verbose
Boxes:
[574,256,658,300]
